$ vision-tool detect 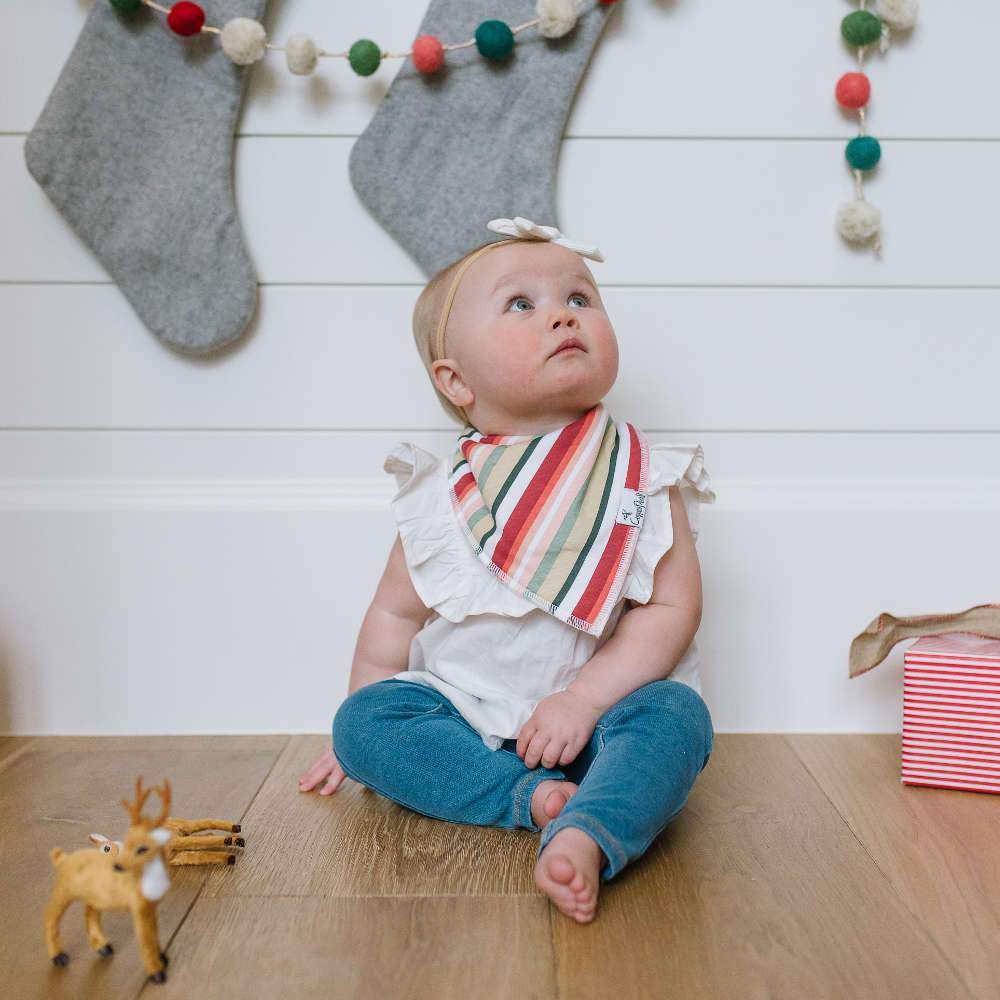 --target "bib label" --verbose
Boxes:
[616,488,647,528]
